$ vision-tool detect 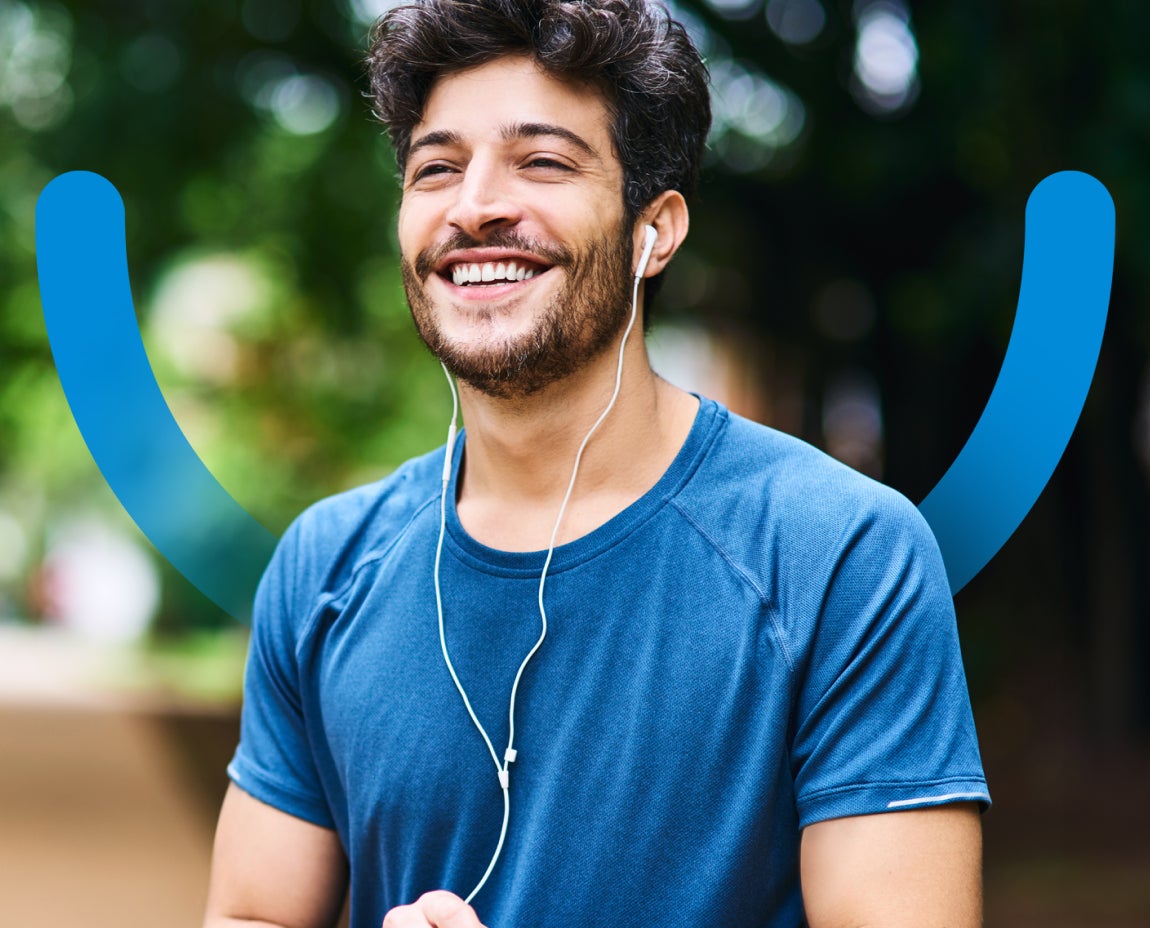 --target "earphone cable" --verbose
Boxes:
[434,235,651,904]
[434,365,502,775]
[433,363,511,905]
[508,268,644,754]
